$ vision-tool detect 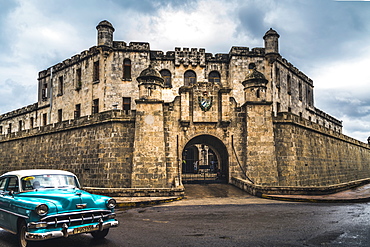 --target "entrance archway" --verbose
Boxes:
[182,135,228,184]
